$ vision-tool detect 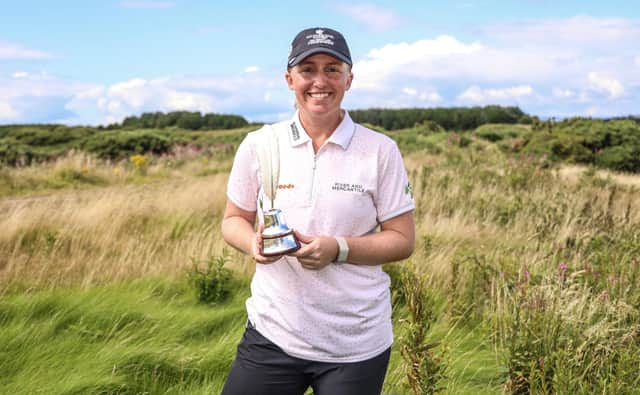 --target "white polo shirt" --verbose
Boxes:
[227,111,415,363]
